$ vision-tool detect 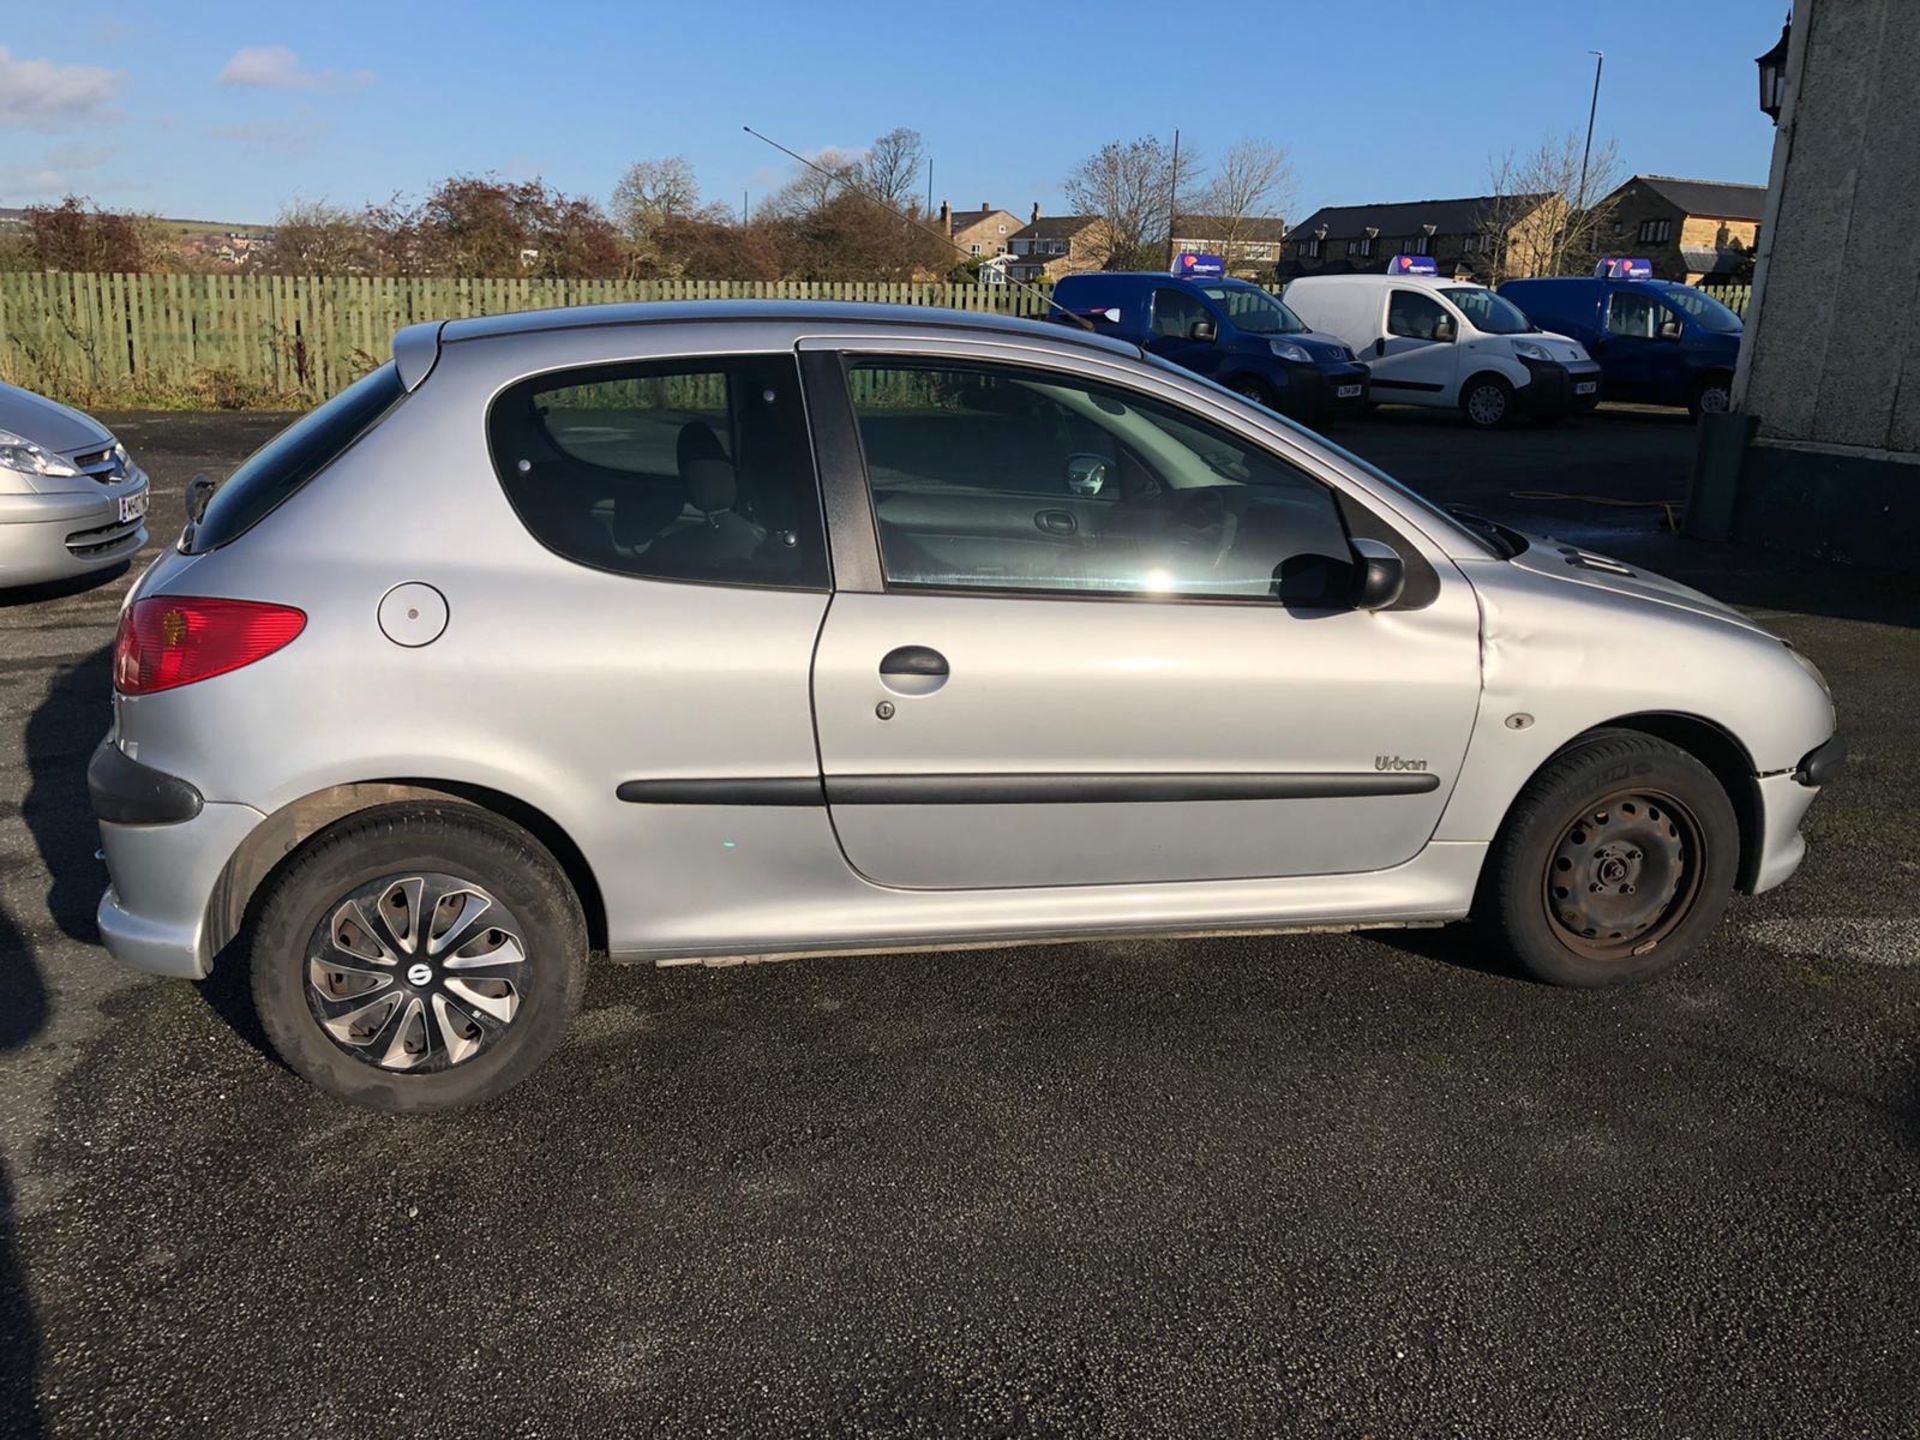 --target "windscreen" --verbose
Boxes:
[1660,286,1744,334]
[1441,287,1535,335]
